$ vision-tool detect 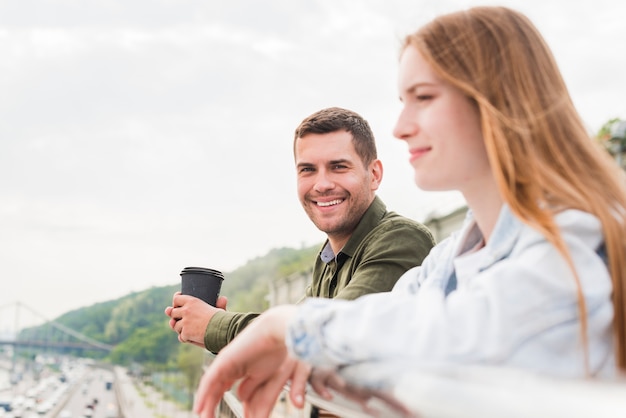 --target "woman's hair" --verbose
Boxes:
[403,6,626,371]
[293,107,378,166]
